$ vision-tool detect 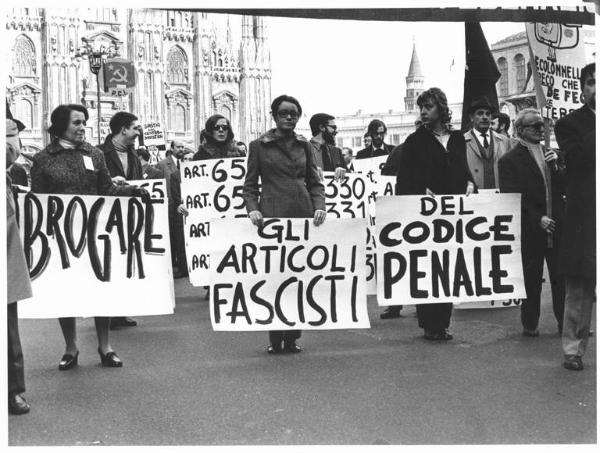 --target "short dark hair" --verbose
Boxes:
[366,119,387,137]
[417,87,452,124]
[342,147,353,156]
[109,111,138,135]
[137,147,150,162]
[309,113,335,136]
[205,114,234,143]
[48,104,89,138]
[580,62,595,90]
[492,112,511,131]
[270,94,302,118]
